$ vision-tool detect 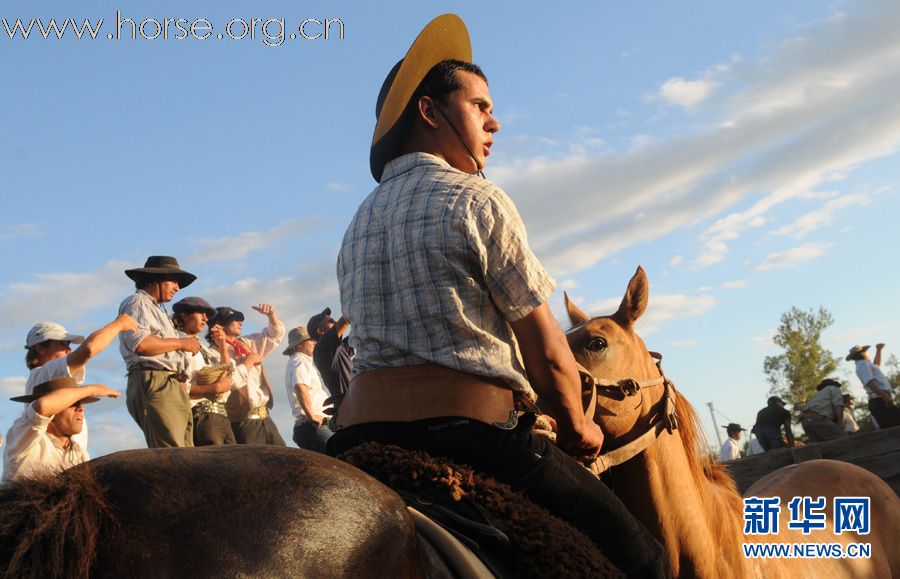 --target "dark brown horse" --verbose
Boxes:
[0,445,449,578]
[564,266,900,578]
